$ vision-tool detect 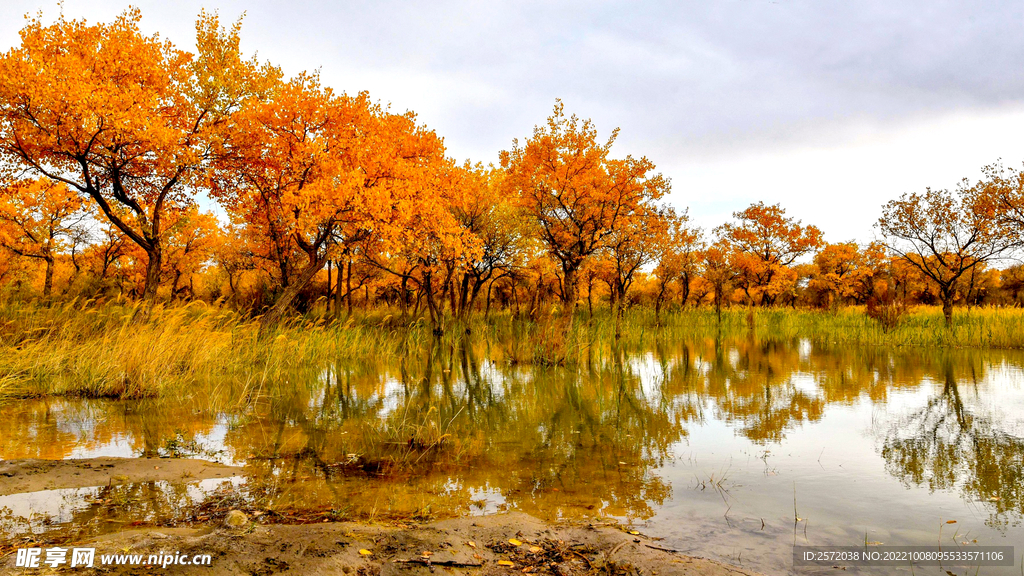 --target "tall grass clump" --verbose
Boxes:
[0,298,425,400]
